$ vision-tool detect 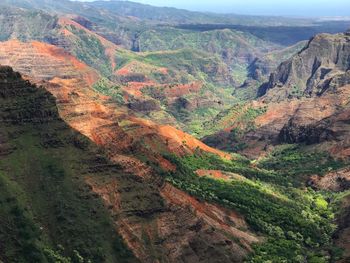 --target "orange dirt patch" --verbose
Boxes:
[196,169,245,181]
[157,125,230,159]
[196,169,231,180]
[32,41,87,70]
[163,82,202,98]
[122,81,156,98]
[116,68,131,75]
[0,40,99,87]
[158,67,168,74]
